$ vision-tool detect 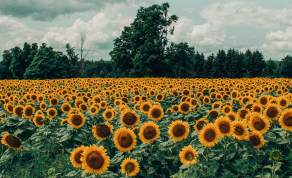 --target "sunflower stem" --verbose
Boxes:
[206,147,209,162]
[271,160,275,178]
[223,136,227,169]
